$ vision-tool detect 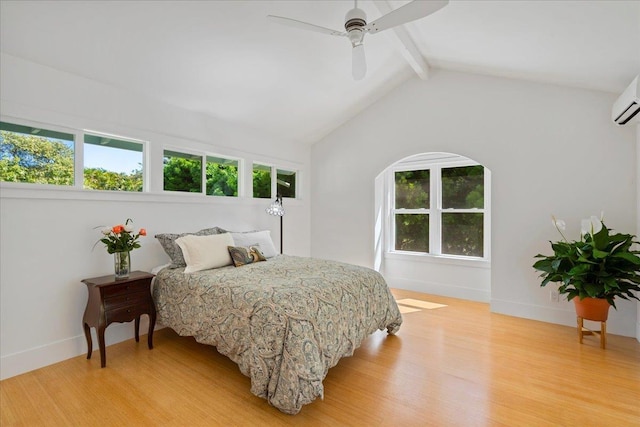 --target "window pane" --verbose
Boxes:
[395,170,429,209]
[395,214,429,252]
[442,165,484,209]
[0,121,74,185]
[253,163,271,198]
[277,169,296,198]
[163,150,202,192]
[206,156,238,196]
[84,134,143,191]
[442,213,483,257]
